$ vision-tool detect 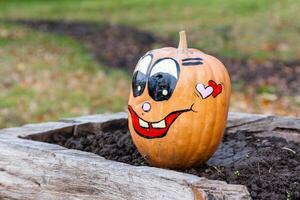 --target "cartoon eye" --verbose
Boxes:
[148,58,179,101]
[132,54,152,97]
